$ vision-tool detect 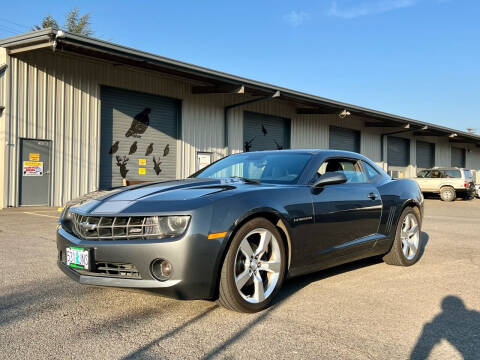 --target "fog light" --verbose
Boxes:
[150,259,173,281]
